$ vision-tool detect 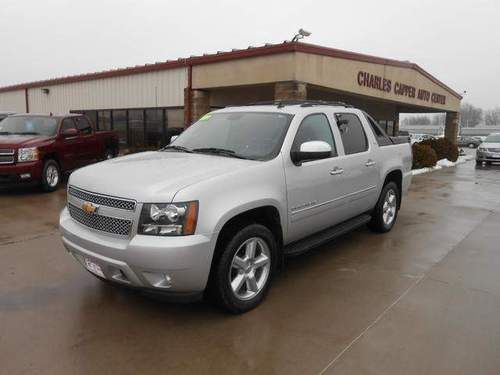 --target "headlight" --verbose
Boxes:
[17,147,39,162]
[139,201,198,236]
